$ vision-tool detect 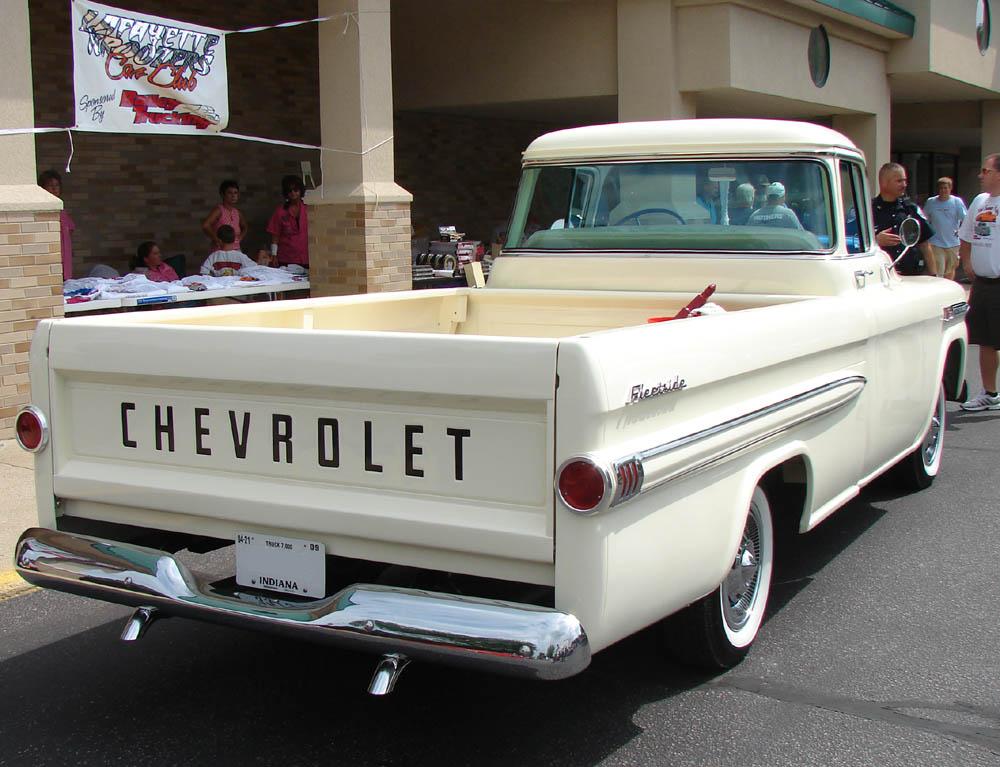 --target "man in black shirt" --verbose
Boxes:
[872,162,936,276]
